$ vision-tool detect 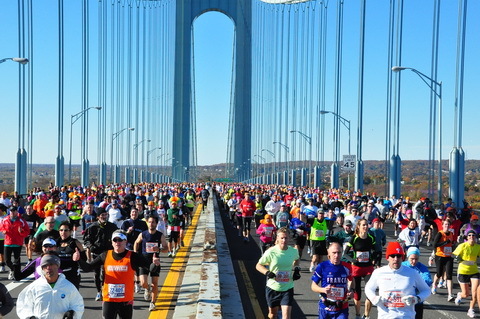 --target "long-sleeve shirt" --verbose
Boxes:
[365,264,431,319]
